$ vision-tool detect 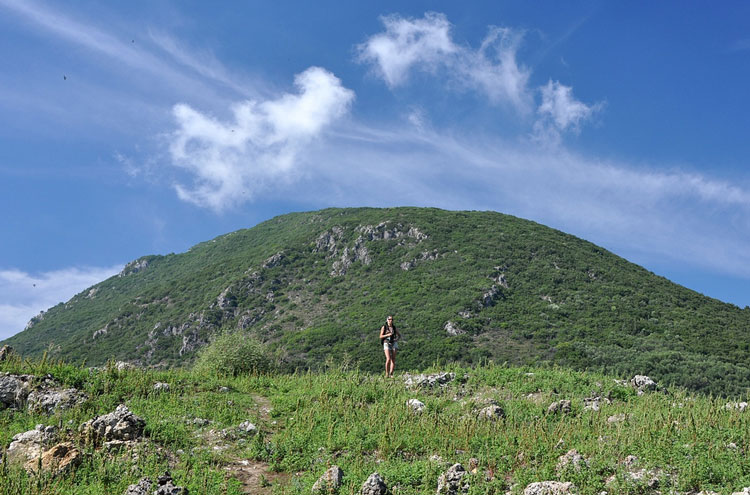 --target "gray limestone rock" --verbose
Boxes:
[478,405,505,420]
[0,373,33,409]
[406,399,426,413]
[27,387,87,414]
[312,465,344,494]
[6,424,58,466]
[80,404,146,446]
[437,463,468,495]
[360,472,388,495]
[547,400,572,414]
[523,481,577,495]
